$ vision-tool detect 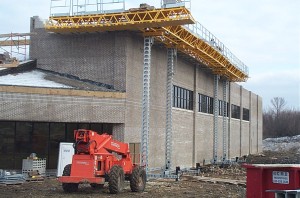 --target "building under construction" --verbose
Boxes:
[0,0,262,171]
